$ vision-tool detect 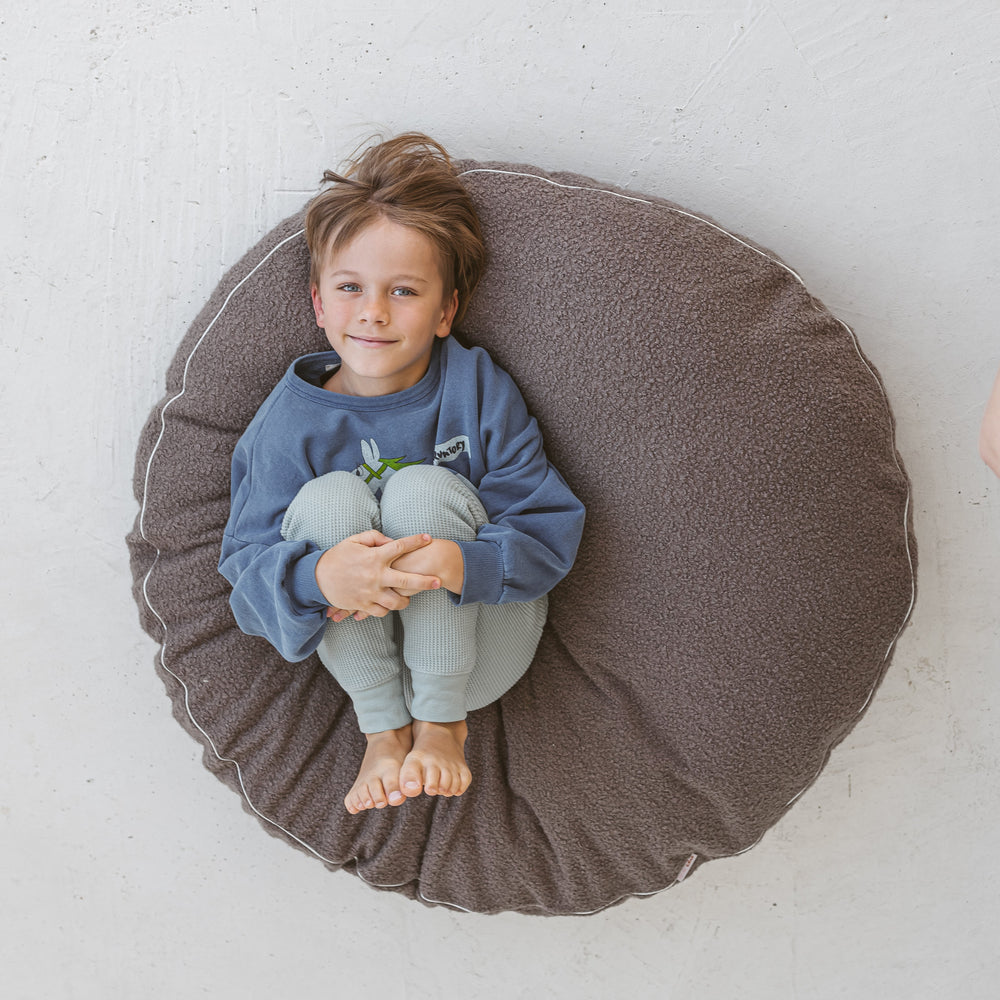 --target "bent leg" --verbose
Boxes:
[282,472,413,813]
[380,465,484,798]
[281,471,410,734]
[381,465,483,722]
[465,596,548,710]
[382,465,549,714]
